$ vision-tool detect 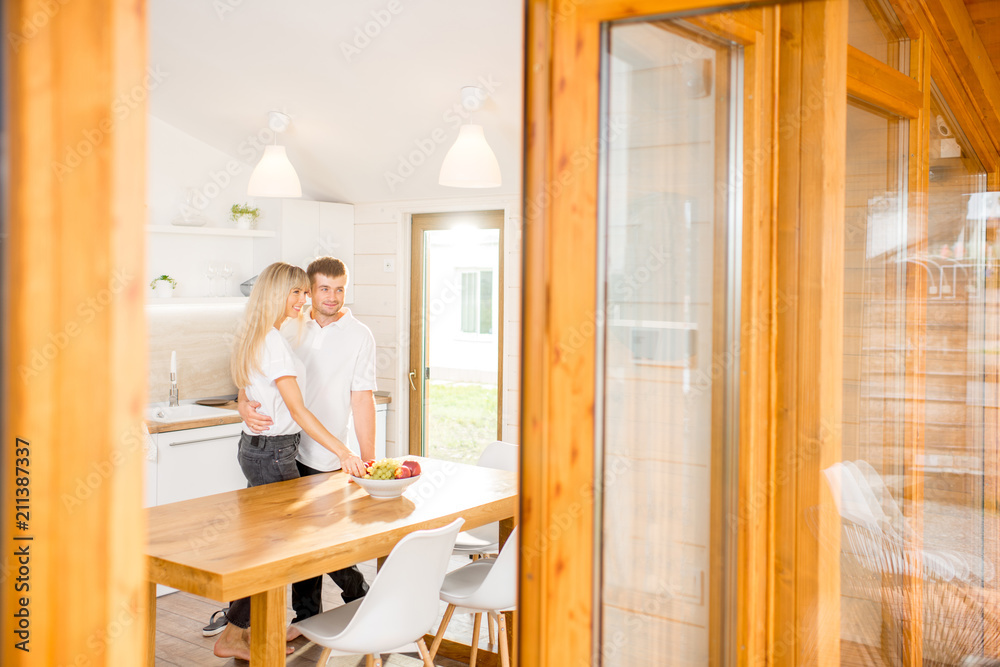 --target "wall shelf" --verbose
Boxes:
[148,225,276,238]
[146,297,248,306]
